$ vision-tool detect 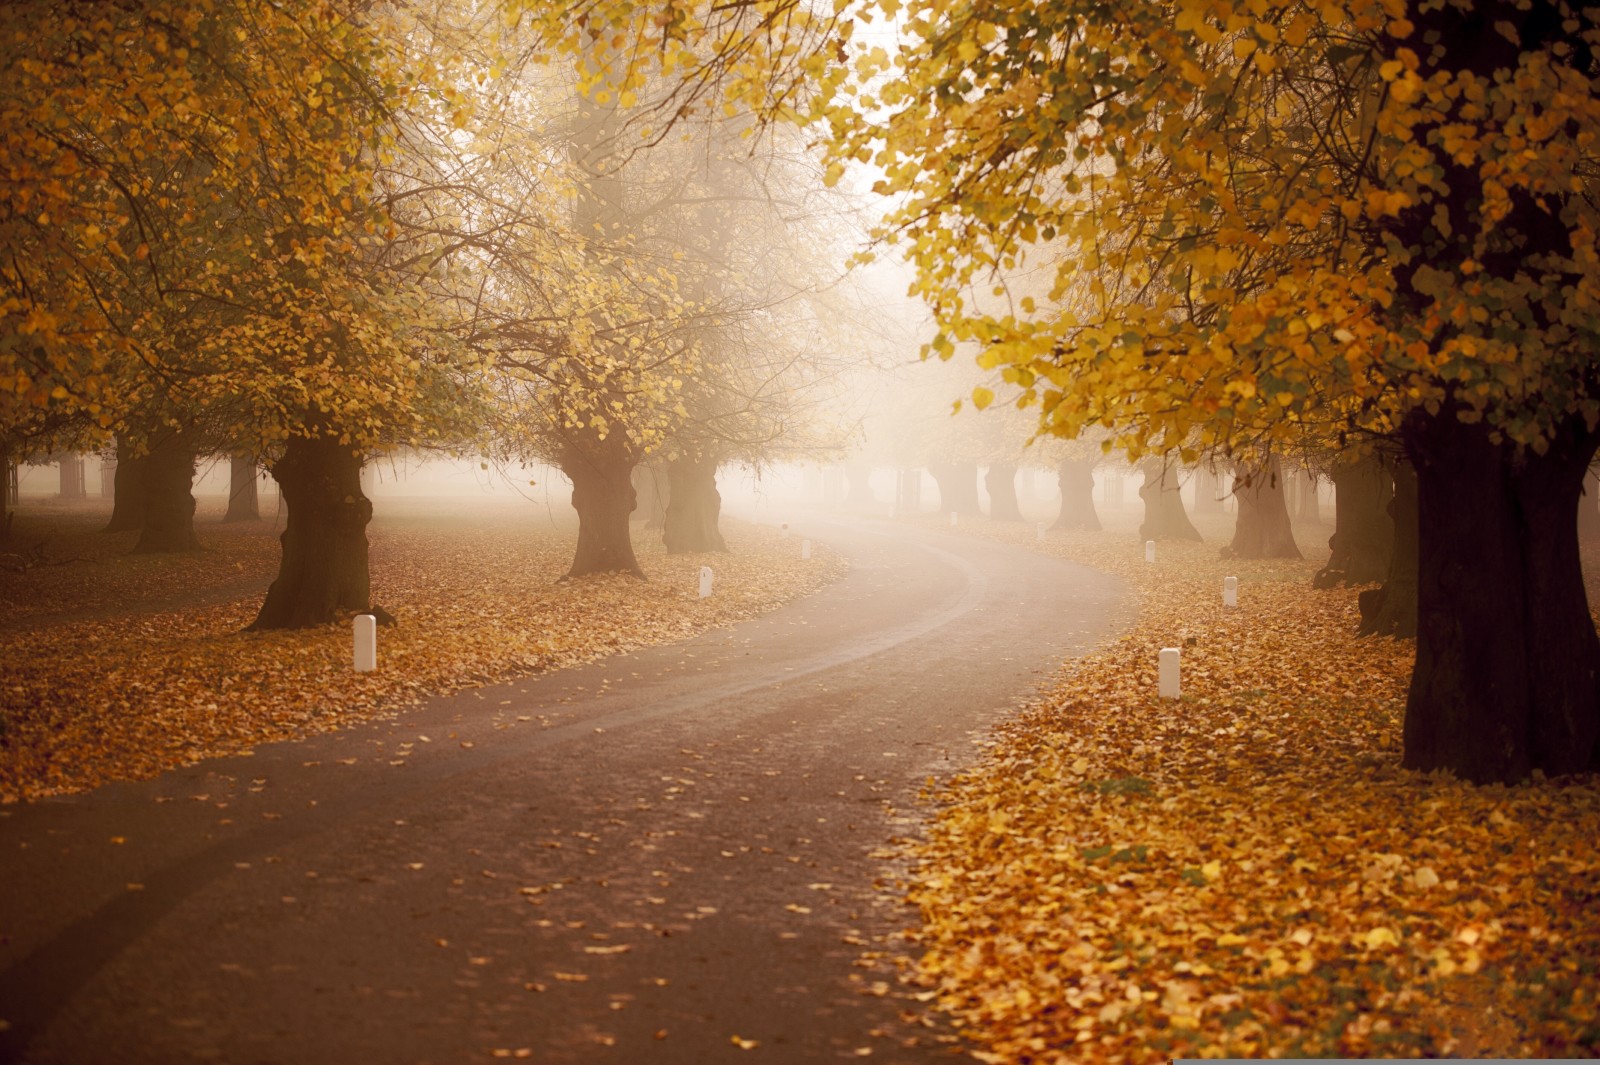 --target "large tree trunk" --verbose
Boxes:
[663,457,726,554]
[631,465,668,529]
[1223,454,1301,559]
[250,435,373,629]
[929,461,980,515]
[1357,459,1418,638]
[56,453,86,499]
[223,453,260,523]
[1053,456,1101,531]
[1401,410,1600,783]
[1137,458,1202,541]
[132,435,201,554]
[103,439,146,533]
[1315,452,1394,588]
[561,442,642,580]
[984,463,1023,521]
